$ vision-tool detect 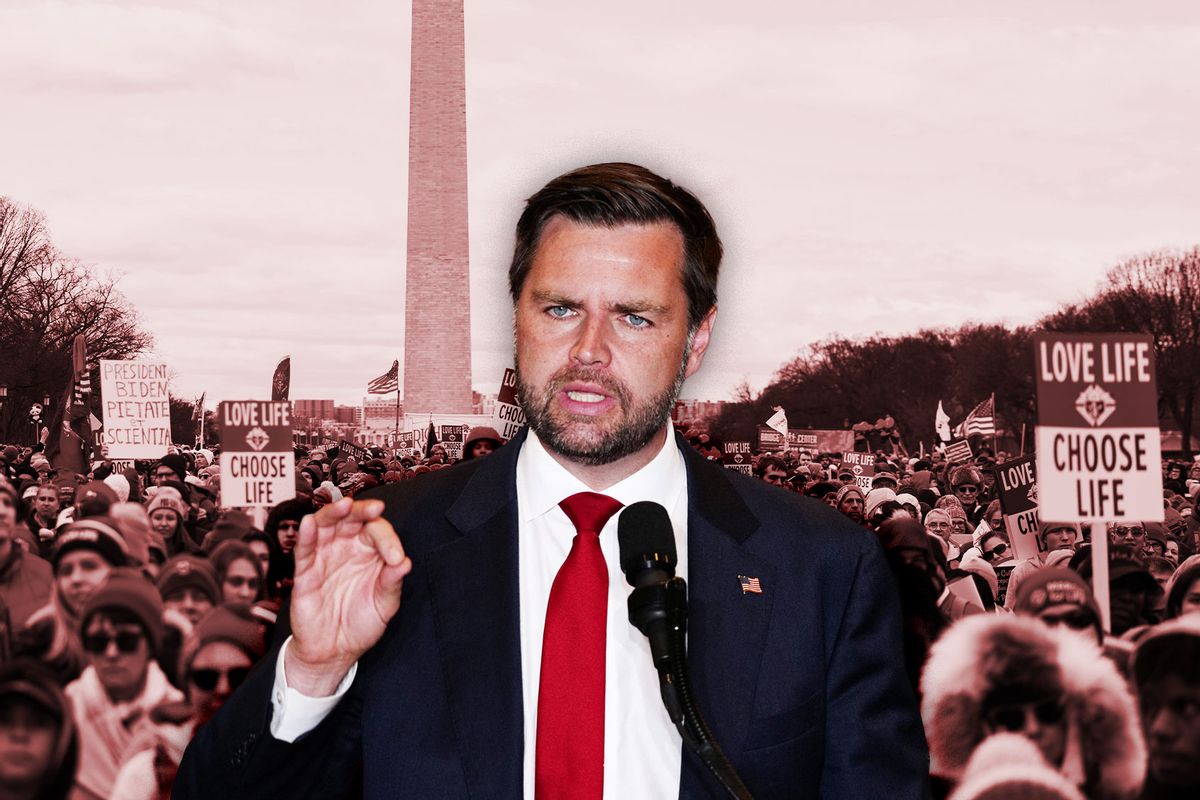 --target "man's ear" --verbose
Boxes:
[684,306,717,379]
